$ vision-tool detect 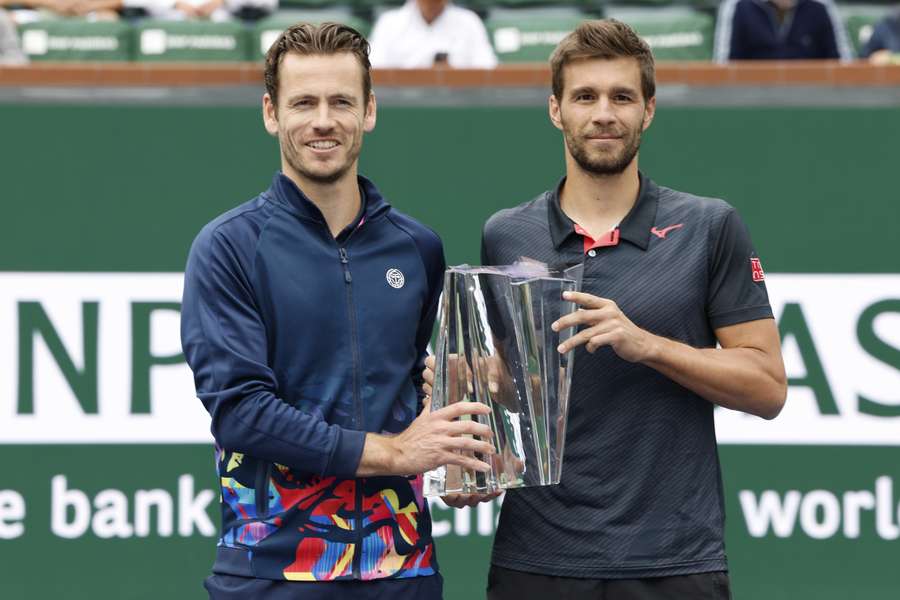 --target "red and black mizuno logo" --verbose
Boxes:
[751,257,765,282]
[650,223,684,239]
